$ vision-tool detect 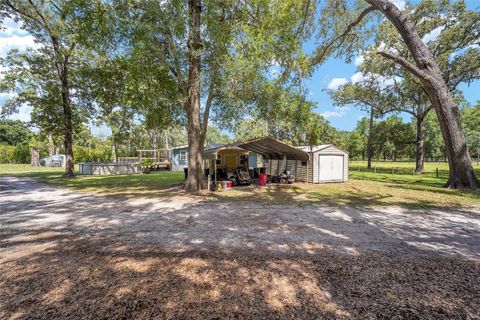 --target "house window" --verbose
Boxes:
[240,155,247,164]
[179,150,187,161]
